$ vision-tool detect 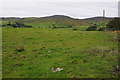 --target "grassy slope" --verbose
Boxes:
[2,28,118,78]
